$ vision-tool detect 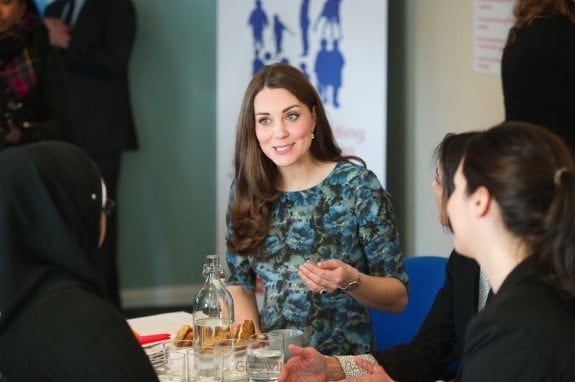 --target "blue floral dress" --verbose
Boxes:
[226,161,408,355]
